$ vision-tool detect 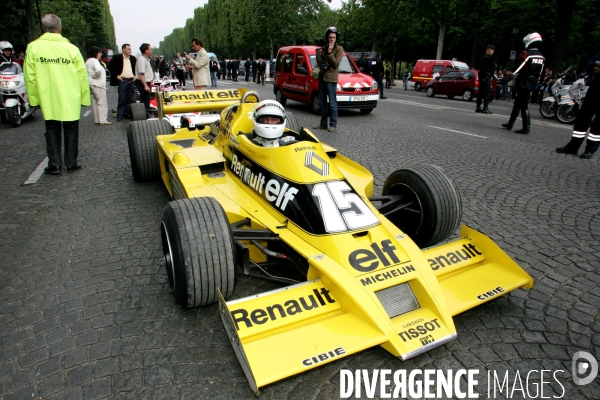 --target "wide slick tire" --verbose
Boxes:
[539,101,556,119]
[131,102,147,121]
[285,111,300,133]
[127,119,173,182]
[161,197,236,308]
[382,165,462,248]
